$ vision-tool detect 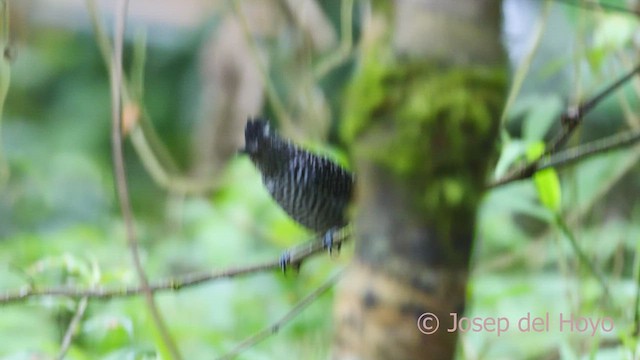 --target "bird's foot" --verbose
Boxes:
[322,228,342,255]
[278,250,301,273]
[278,251,292,273]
